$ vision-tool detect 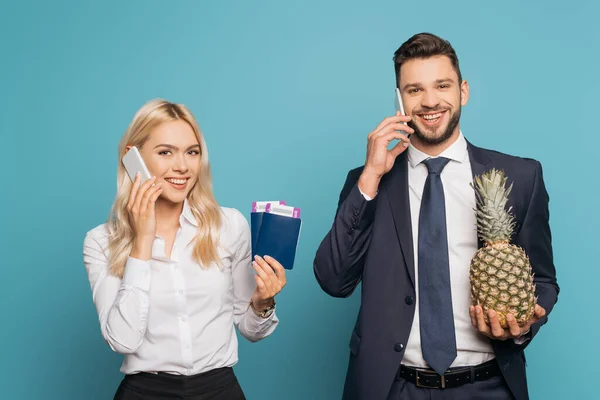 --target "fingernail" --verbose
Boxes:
[136,172,140,177]
[403,143,408,147]
[476,307,481,314]
[507,315,513,321]
[252,261,258,267]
